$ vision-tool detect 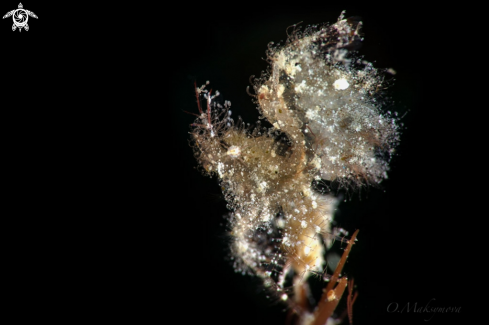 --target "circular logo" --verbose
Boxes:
[13,9,27,27]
